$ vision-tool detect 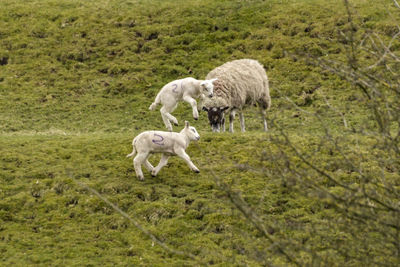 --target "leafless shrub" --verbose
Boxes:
[217,0,400,265]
